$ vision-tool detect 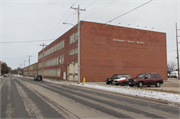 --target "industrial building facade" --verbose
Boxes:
[24,21,167,82]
